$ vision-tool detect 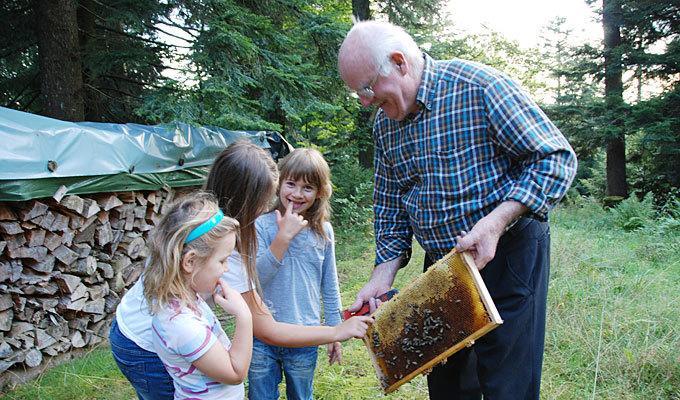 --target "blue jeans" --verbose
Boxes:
[109,318,175,400]
[248,338,318,400]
